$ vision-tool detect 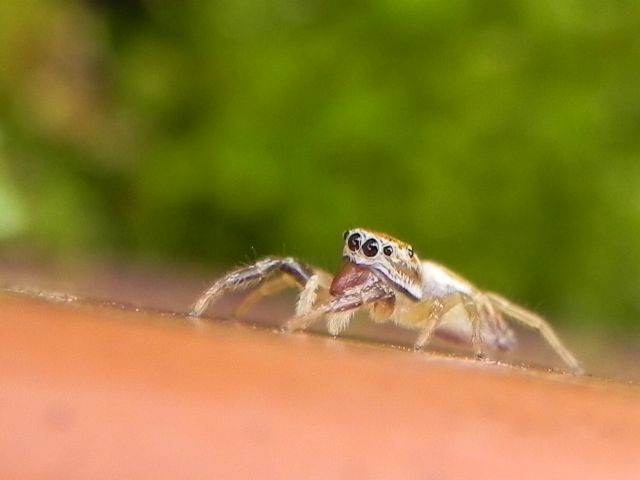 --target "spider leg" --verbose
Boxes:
[234,274,298,317]
[412,296,457,349]
[402,293,483,360]
[285,283,393,335]
[486,292,584,374]
[475,296,517,351]
[325,311,357,336]
[295,271,333,316]
[190,257,322,317]
[411,294,481,351]
[462,294,484,359]
[234,270,333,318]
